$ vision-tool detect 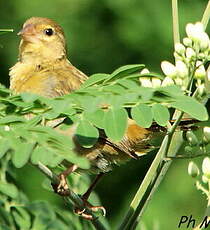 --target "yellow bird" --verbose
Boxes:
[9,17,195,219]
